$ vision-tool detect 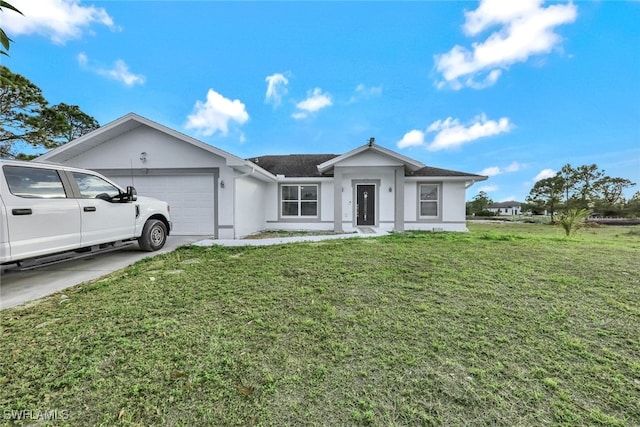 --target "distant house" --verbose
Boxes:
[488,201,522,216]
[36,113,488,238]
